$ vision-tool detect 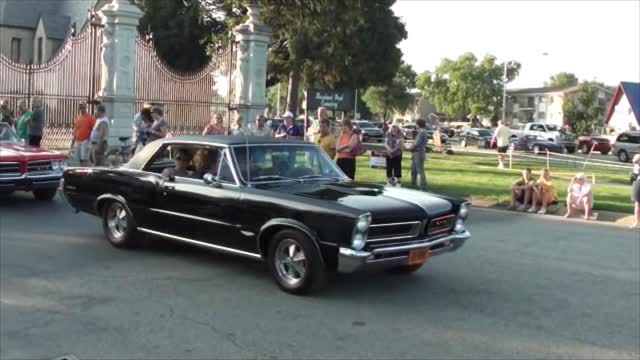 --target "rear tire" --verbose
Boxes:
[33,188,57,201]
[102,201,139,248]
[618,150,629,163]
[385,263,424,274]
[267,229,326,295]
